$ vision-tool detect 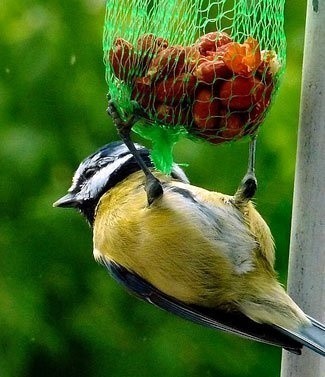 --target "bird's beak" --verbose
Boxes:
[53,193,81,208]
